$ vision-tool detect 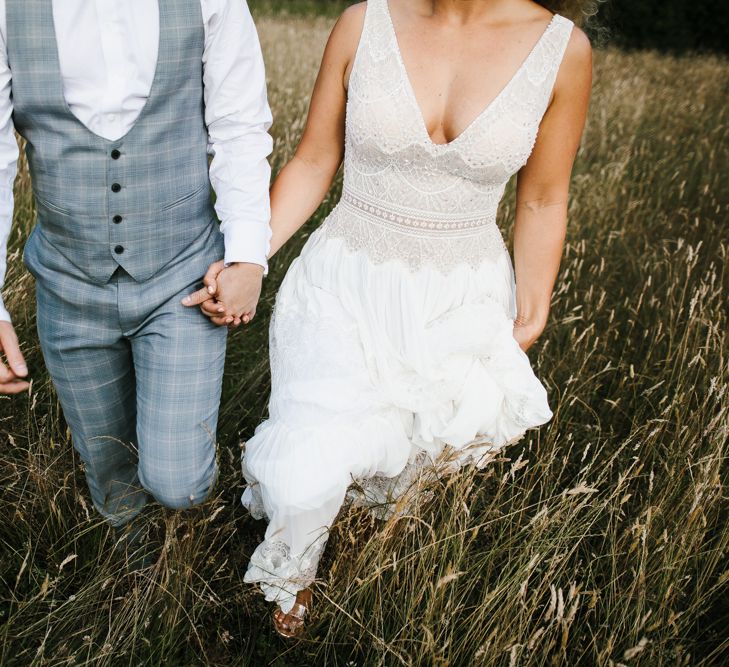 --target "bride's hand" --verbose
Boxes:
[512,316,545,352]
[211,262,264,327]
[182,260,263,327]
